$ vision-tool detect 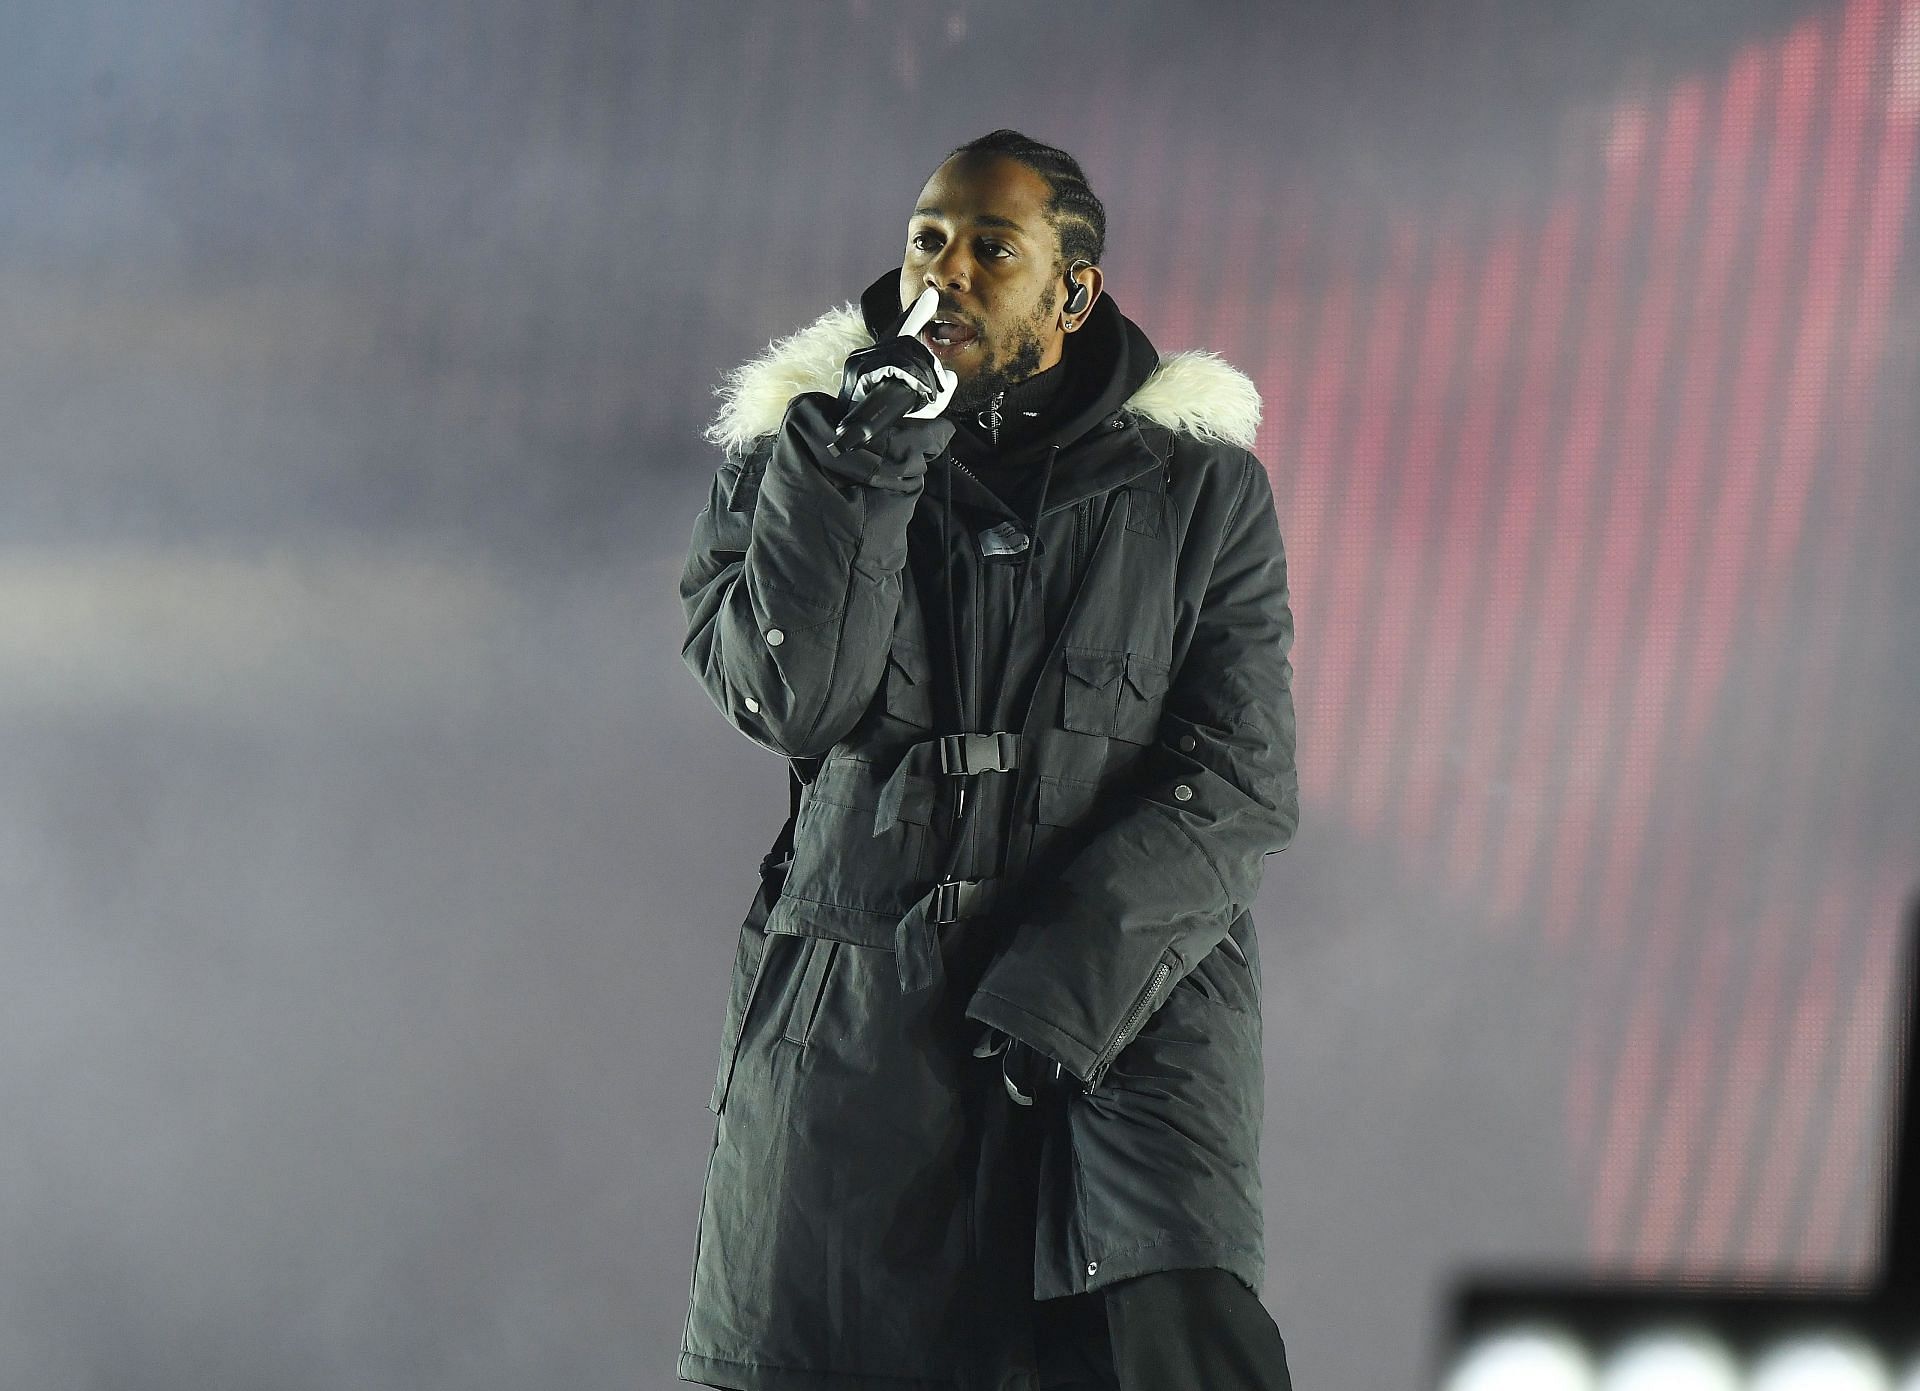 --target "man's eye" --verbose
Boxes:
[910,232,1011,258]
